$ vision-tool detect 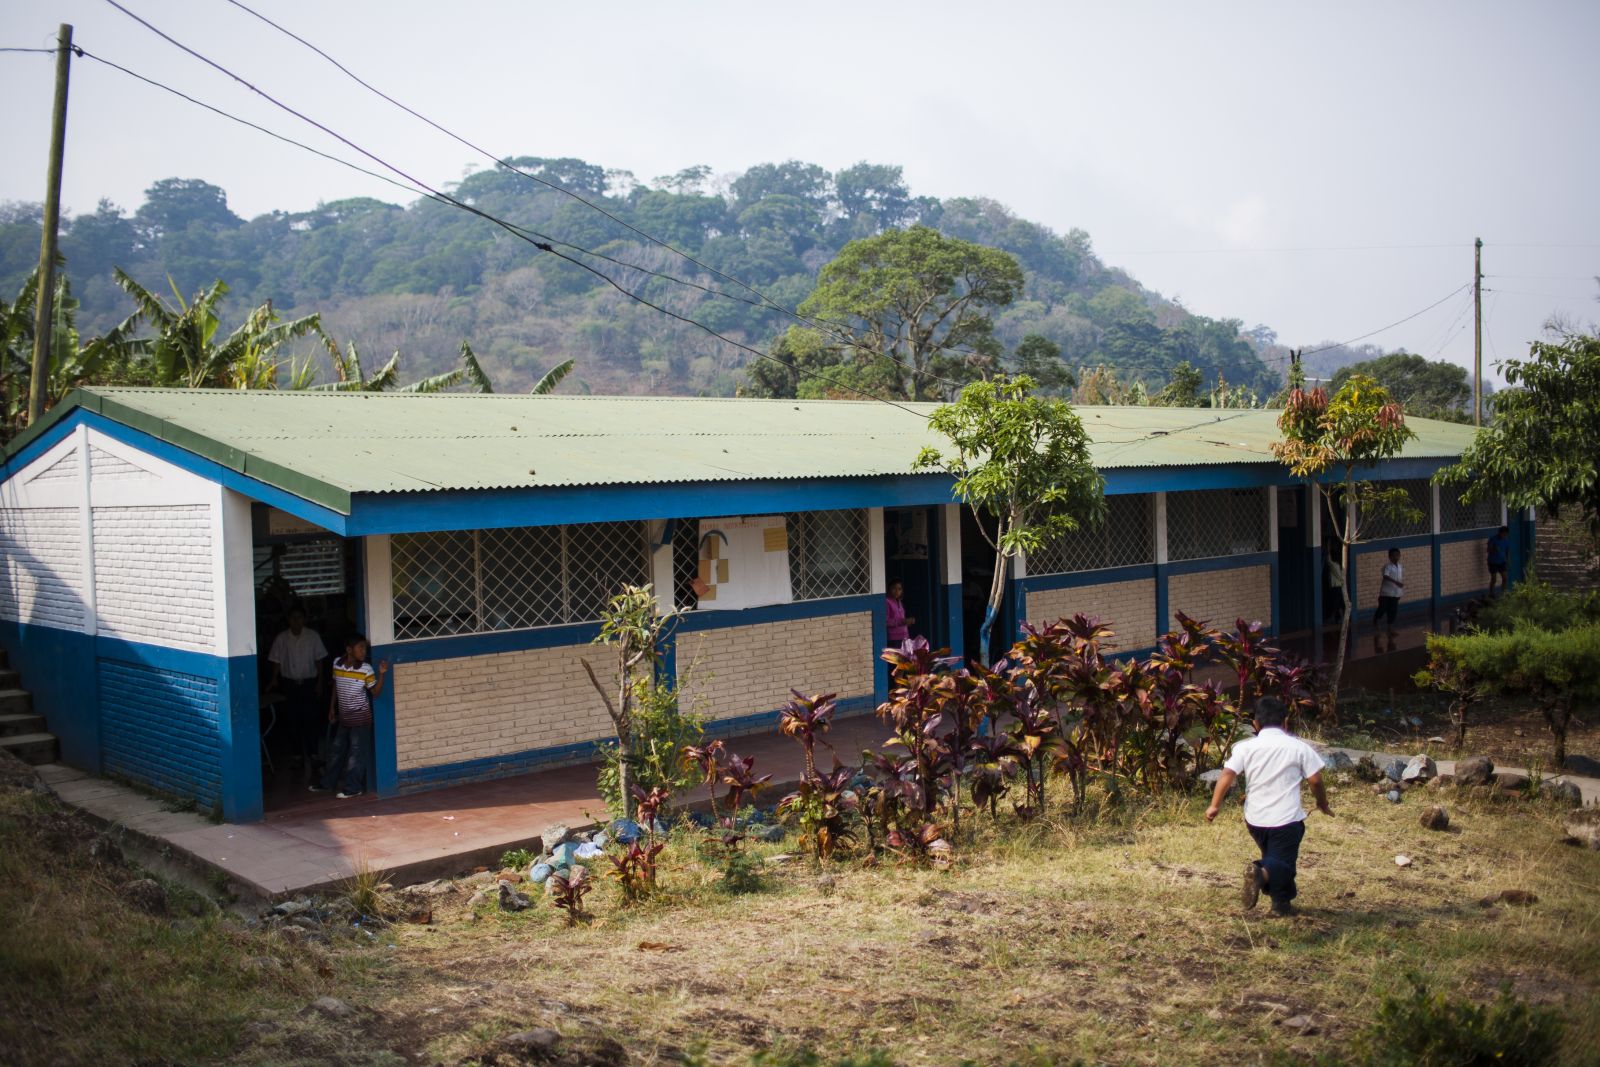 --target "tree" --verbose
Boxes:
[1438,332,1600,534]
[1330,351,1472,422]
[916,376,1105,665]
[581,585,674,818]
[134,178,241,239]
[0,269,127,438]
[800,227,1025,400]
[1008,334,1075,394]
[1273,375,1420,701]
[1154,360,1205,407]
